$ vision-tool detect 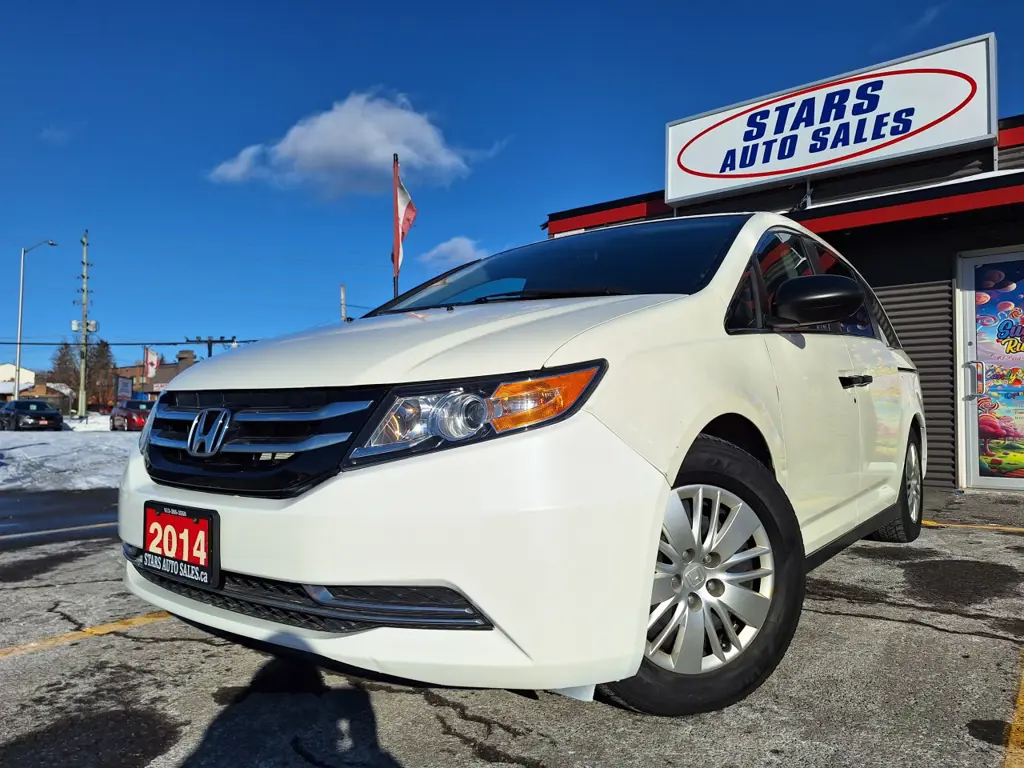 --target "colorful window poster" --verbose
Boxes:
[975,259,1024,478]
